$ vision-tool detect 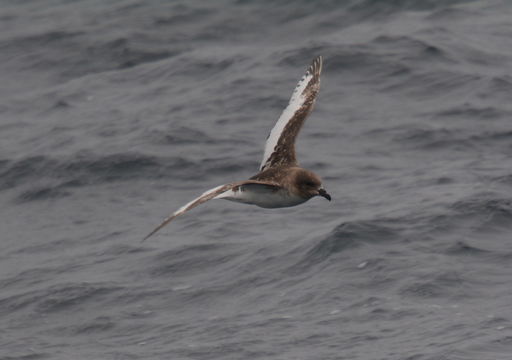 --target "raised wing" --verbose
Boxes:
[142,183,233,241]
[260,56,323,171]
